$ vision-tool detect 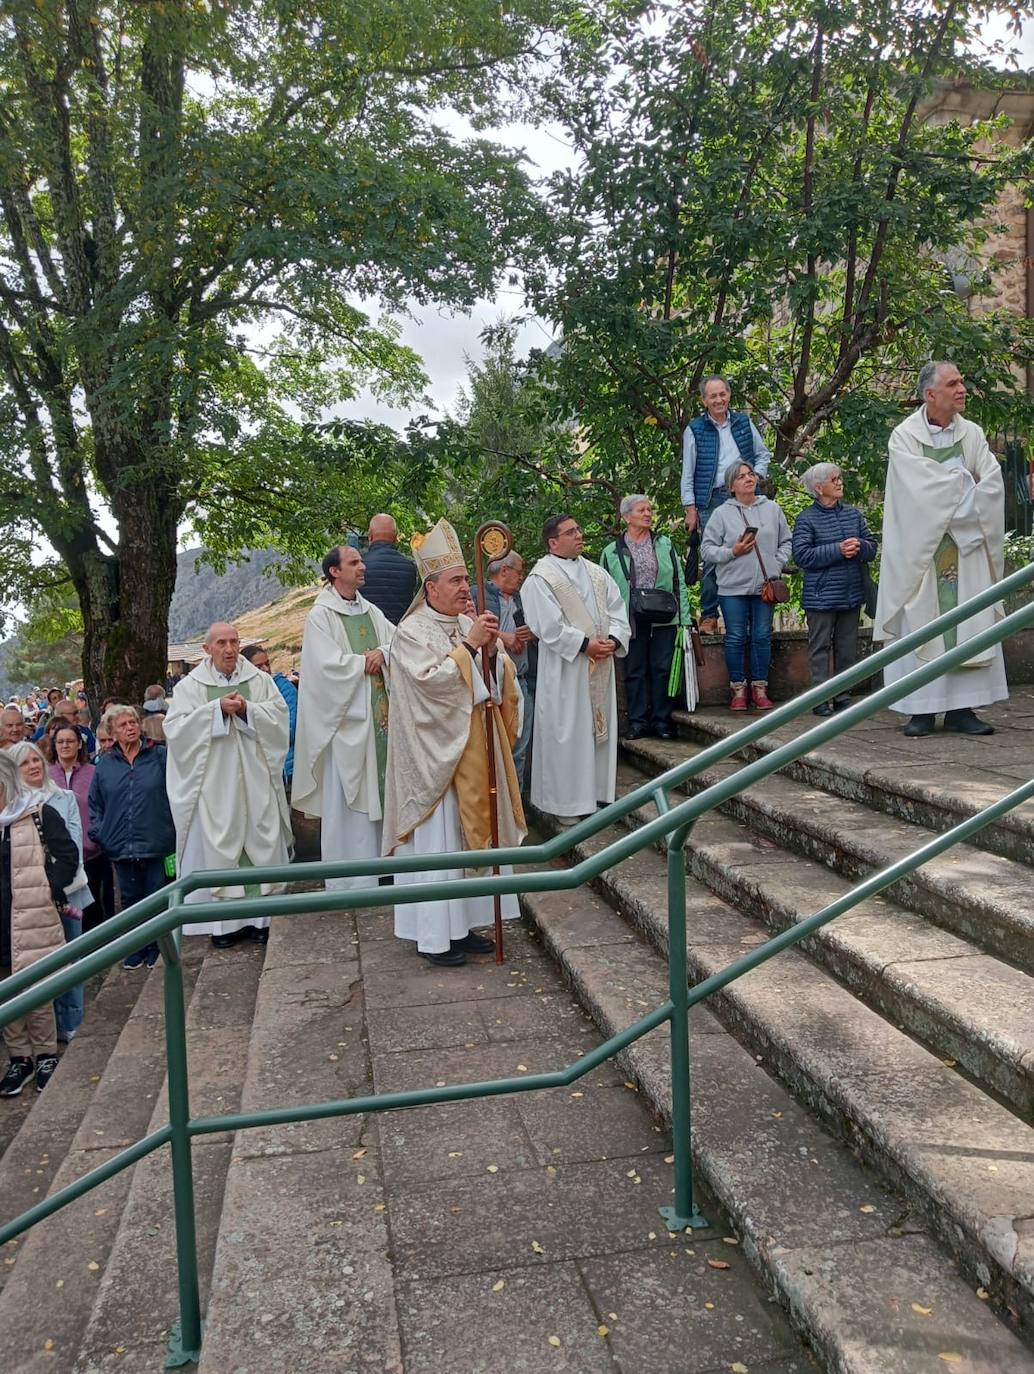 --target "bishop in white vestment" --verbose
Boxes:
[521,515,631,819]
[382,518,526,966]
[293,545,394,893]
[875,361,1007,738]
[165,623,292,939]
